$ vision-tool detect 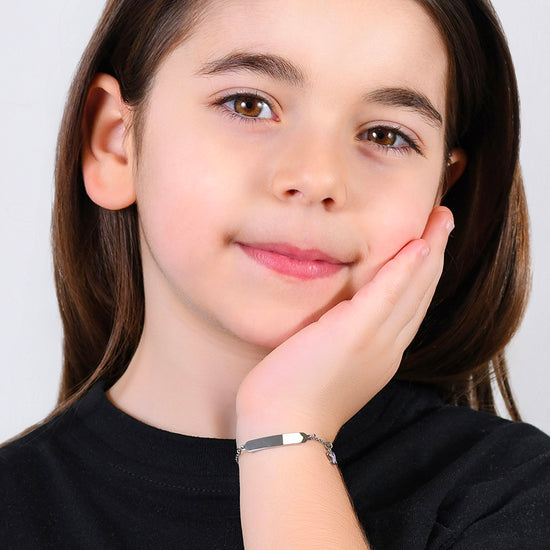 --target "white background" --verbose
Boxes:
[0,1,548,442]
